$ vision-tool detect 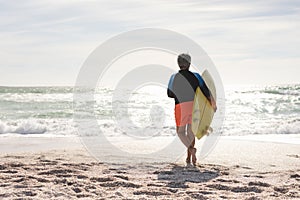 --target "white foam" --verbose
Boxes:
[0,120,47,135]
